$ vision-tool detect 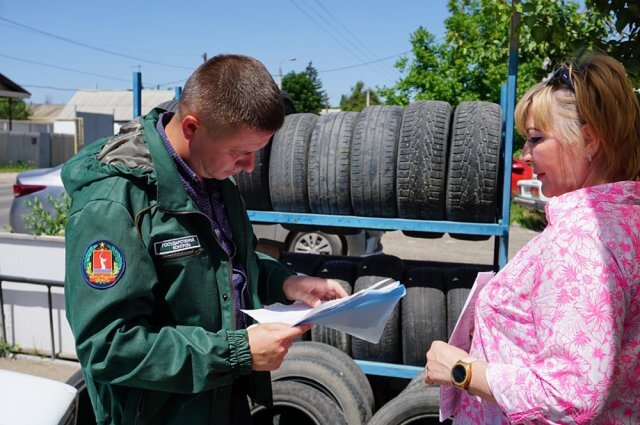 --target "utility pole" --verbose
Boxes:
[278,58,296,89]
[366,89,370,107]
[202,52,208,63]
